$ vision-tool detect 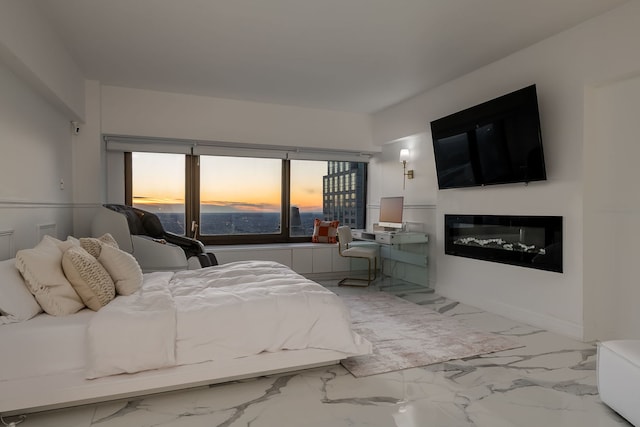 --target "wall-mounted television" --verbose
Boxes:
[378,196,404,229]
[430,84,546,190]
